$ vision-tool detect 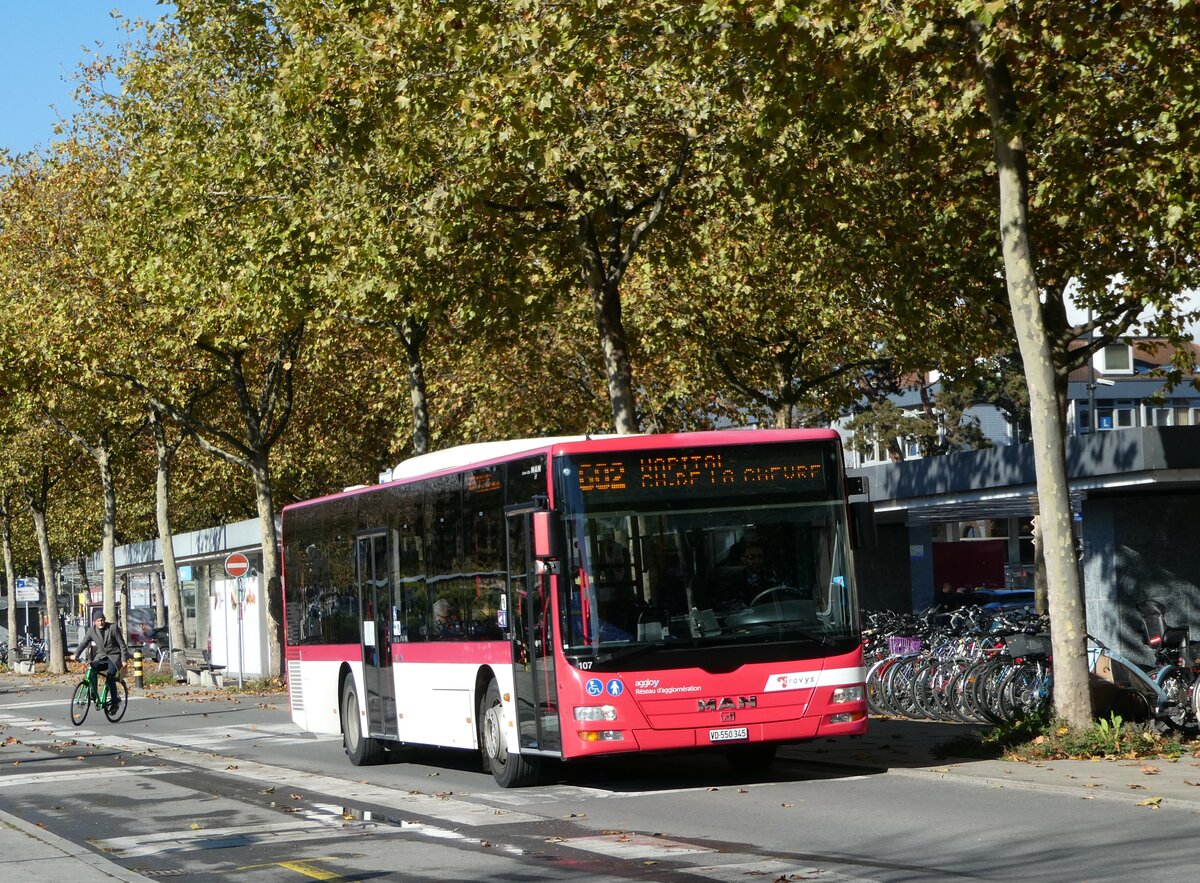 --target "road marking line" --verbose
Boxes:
[0,767,170,788]
[561,832,714,860]
[684,859,875,882]
[276,860,346,880]
[0,717,56,728]
[3,713,539,827]
[0,698,142,712]
[93,819,386,858]
[4,719,545,827]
